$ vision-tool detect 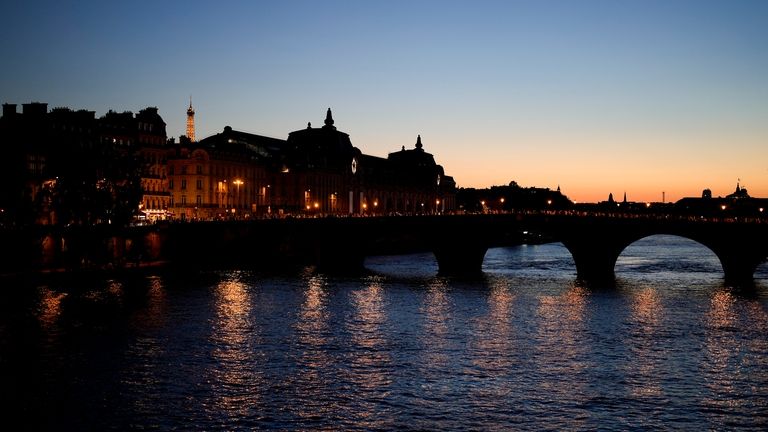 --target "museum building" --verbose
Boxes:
[167,108,456,220]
